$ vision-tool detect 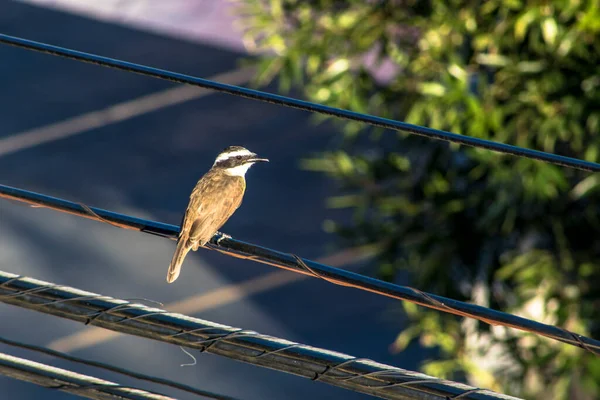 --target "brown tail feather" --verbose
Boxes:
[166,241,191,283]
